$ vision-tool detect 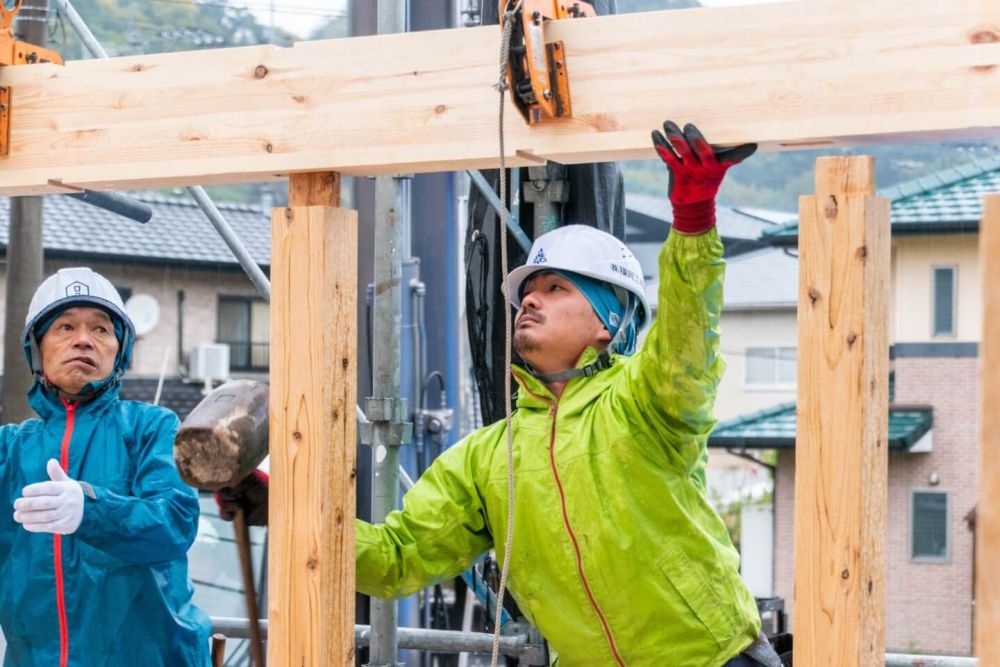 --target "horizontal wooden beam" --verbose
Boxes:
[1,1,999,194]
